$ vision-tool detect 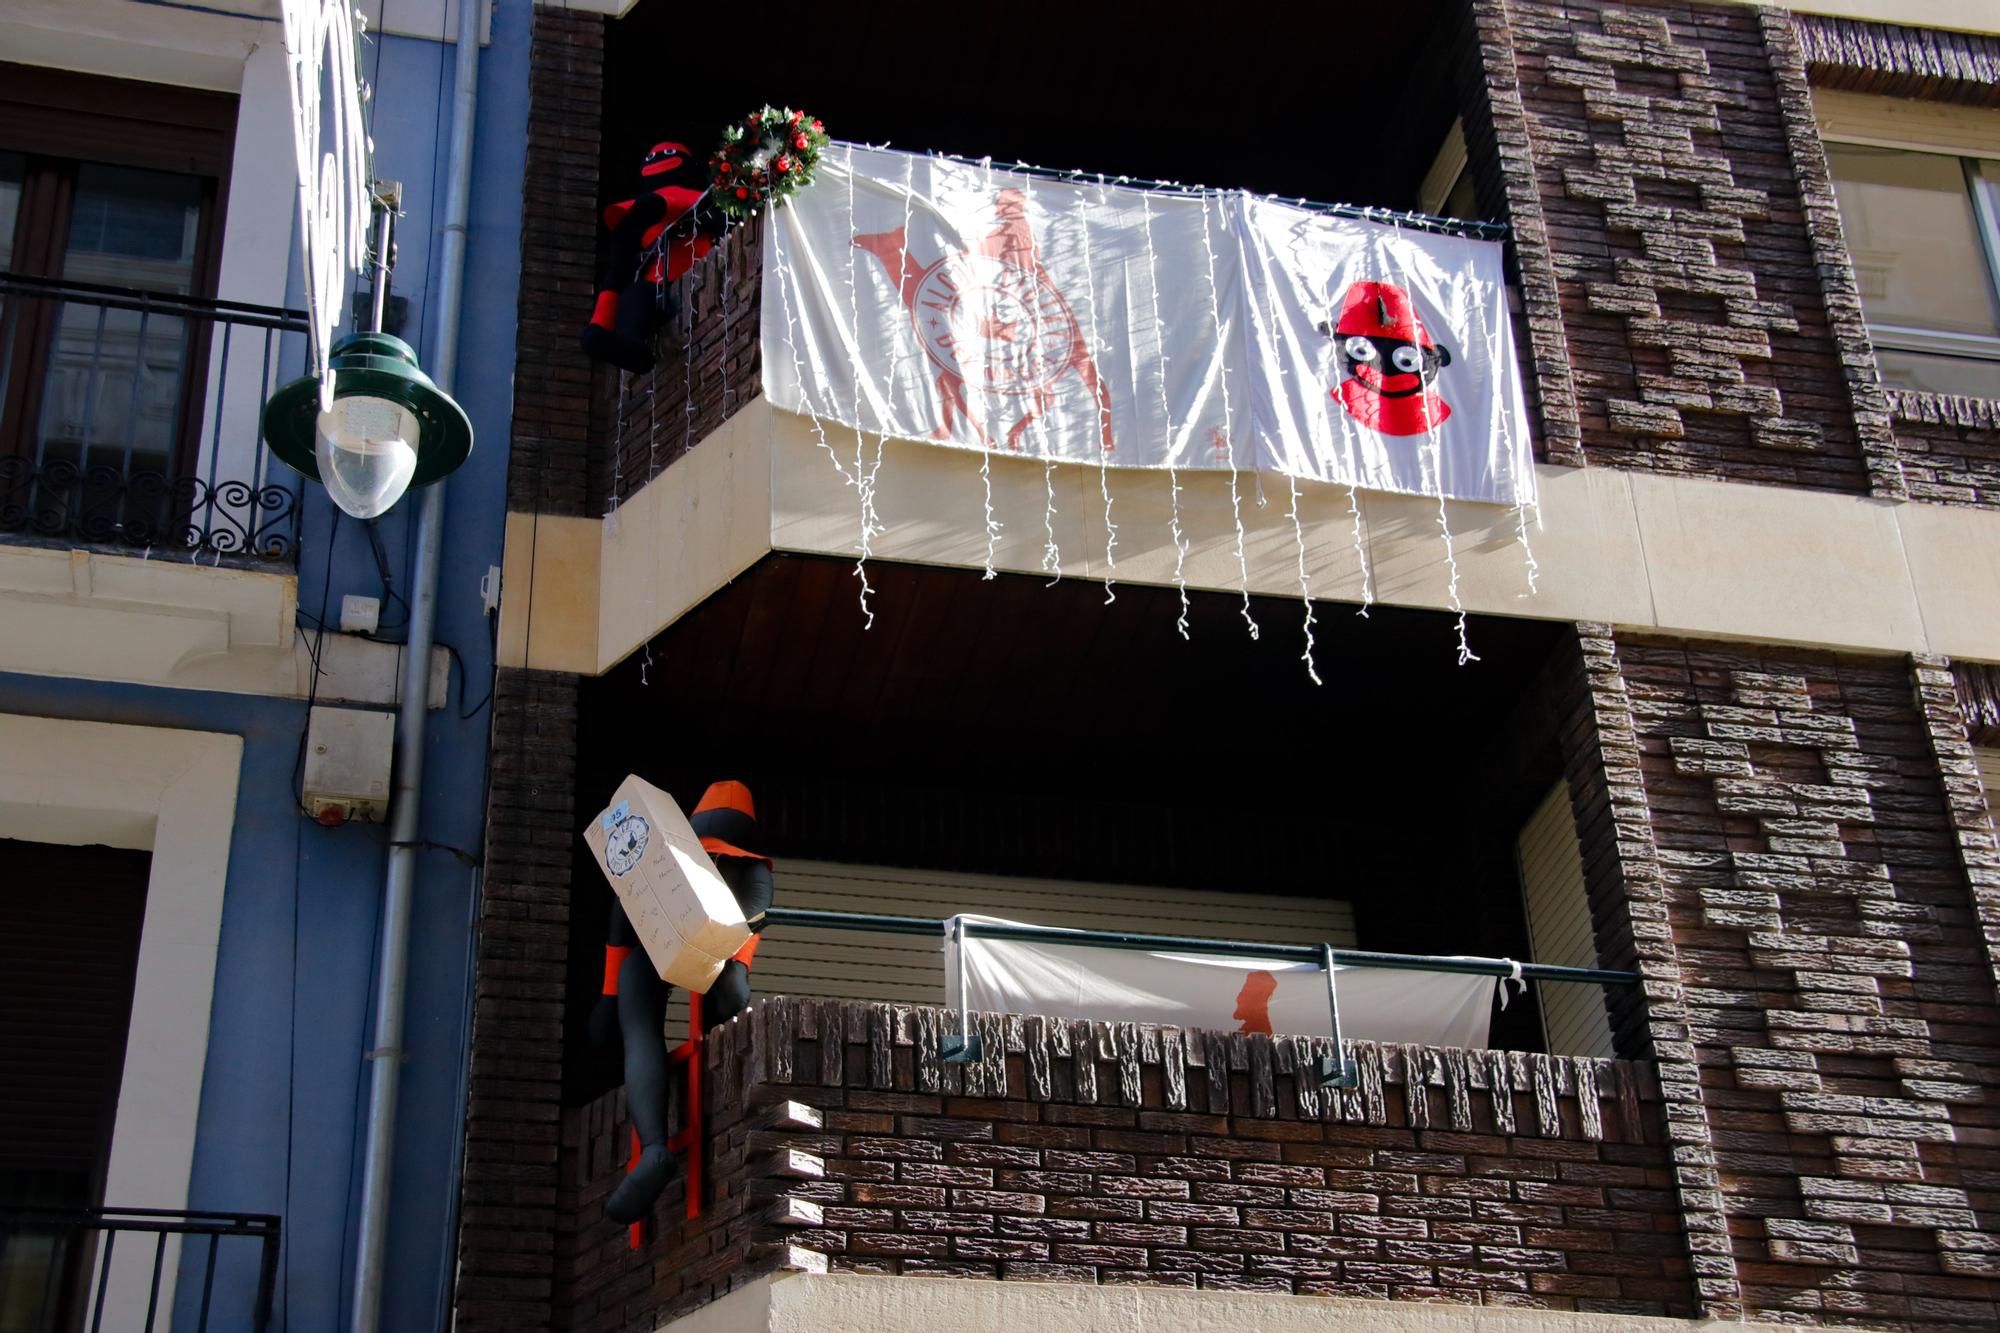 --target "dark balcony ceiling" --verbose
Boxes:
[576,553,1567,969]
[605,0,1462,215]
